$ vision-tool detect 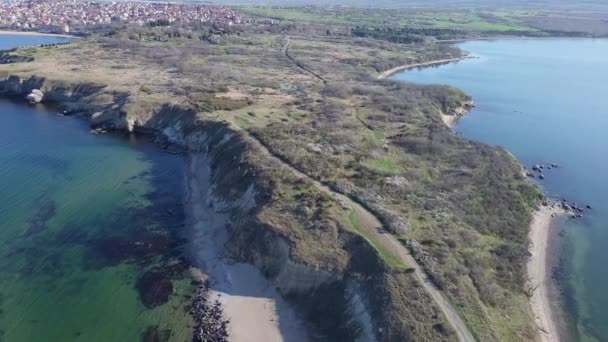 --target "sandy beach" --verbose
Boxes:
[185,153,308,342]
[528,204,564,342]
[0,29,78,39]
[377,56,470,80]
